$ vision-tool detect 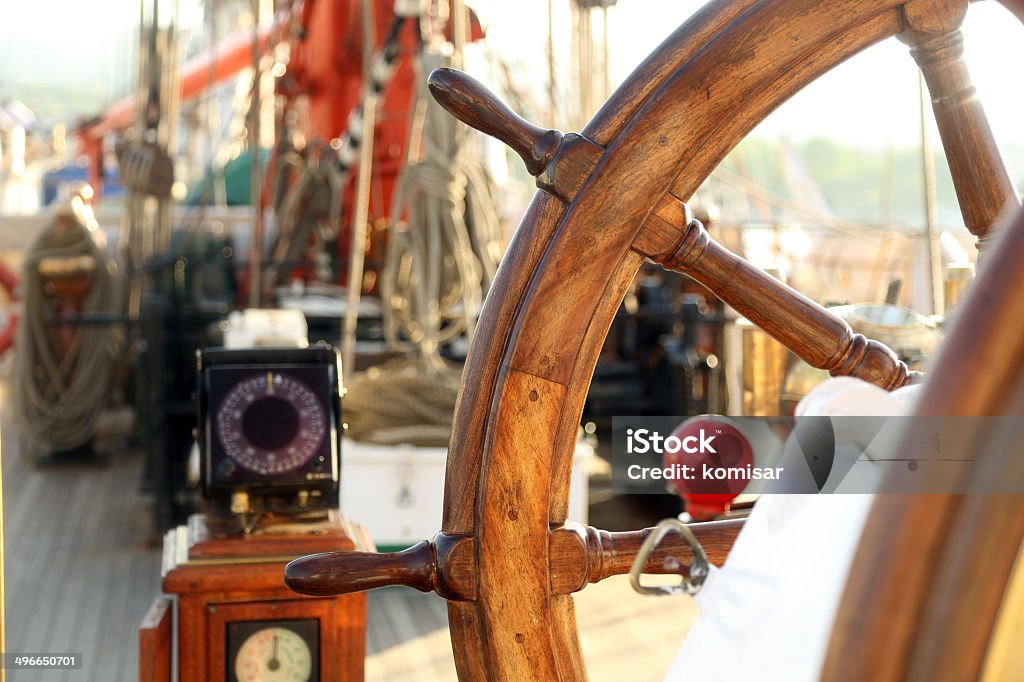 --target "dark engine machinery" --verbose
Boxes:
[586,264,726,428]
